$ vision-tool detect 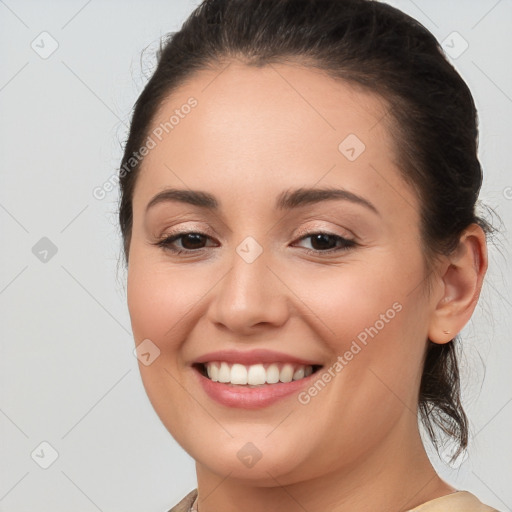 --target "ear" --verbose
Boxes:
[428,224,488,344]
